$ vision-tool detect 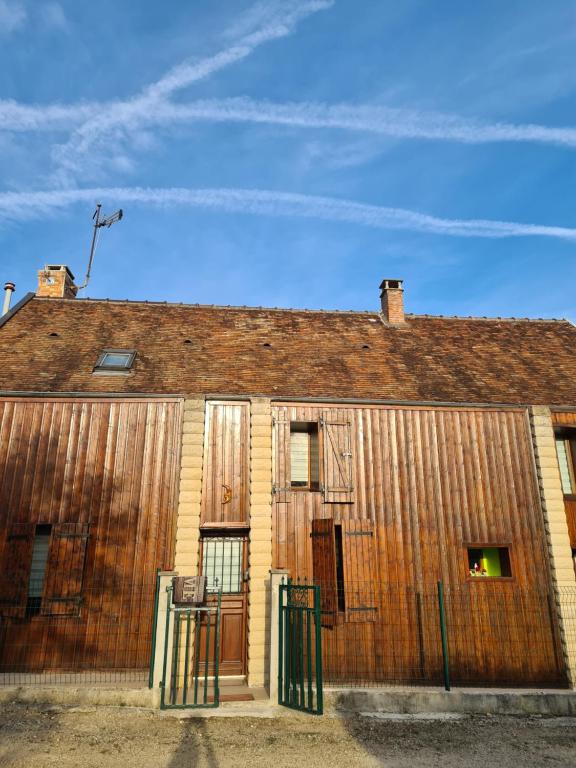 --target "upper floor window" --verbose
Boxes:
[94,349,136,373]
[555,430,576,496]
[290,422,319,489]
